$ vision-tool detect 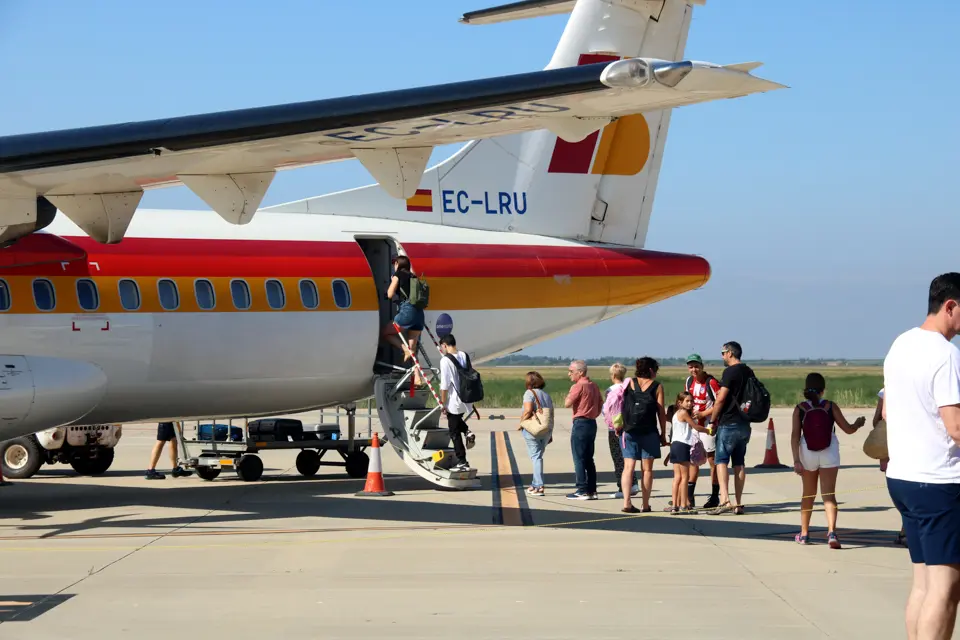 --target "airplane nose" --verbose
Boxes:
[599,247,710,317]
